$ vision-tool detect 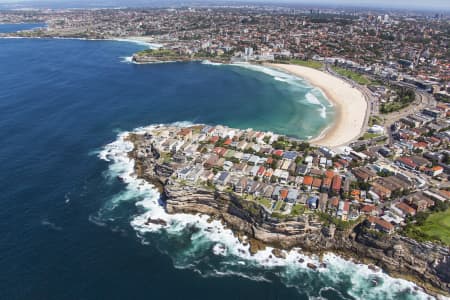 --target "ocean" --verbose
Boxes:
[0,24,433,300]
